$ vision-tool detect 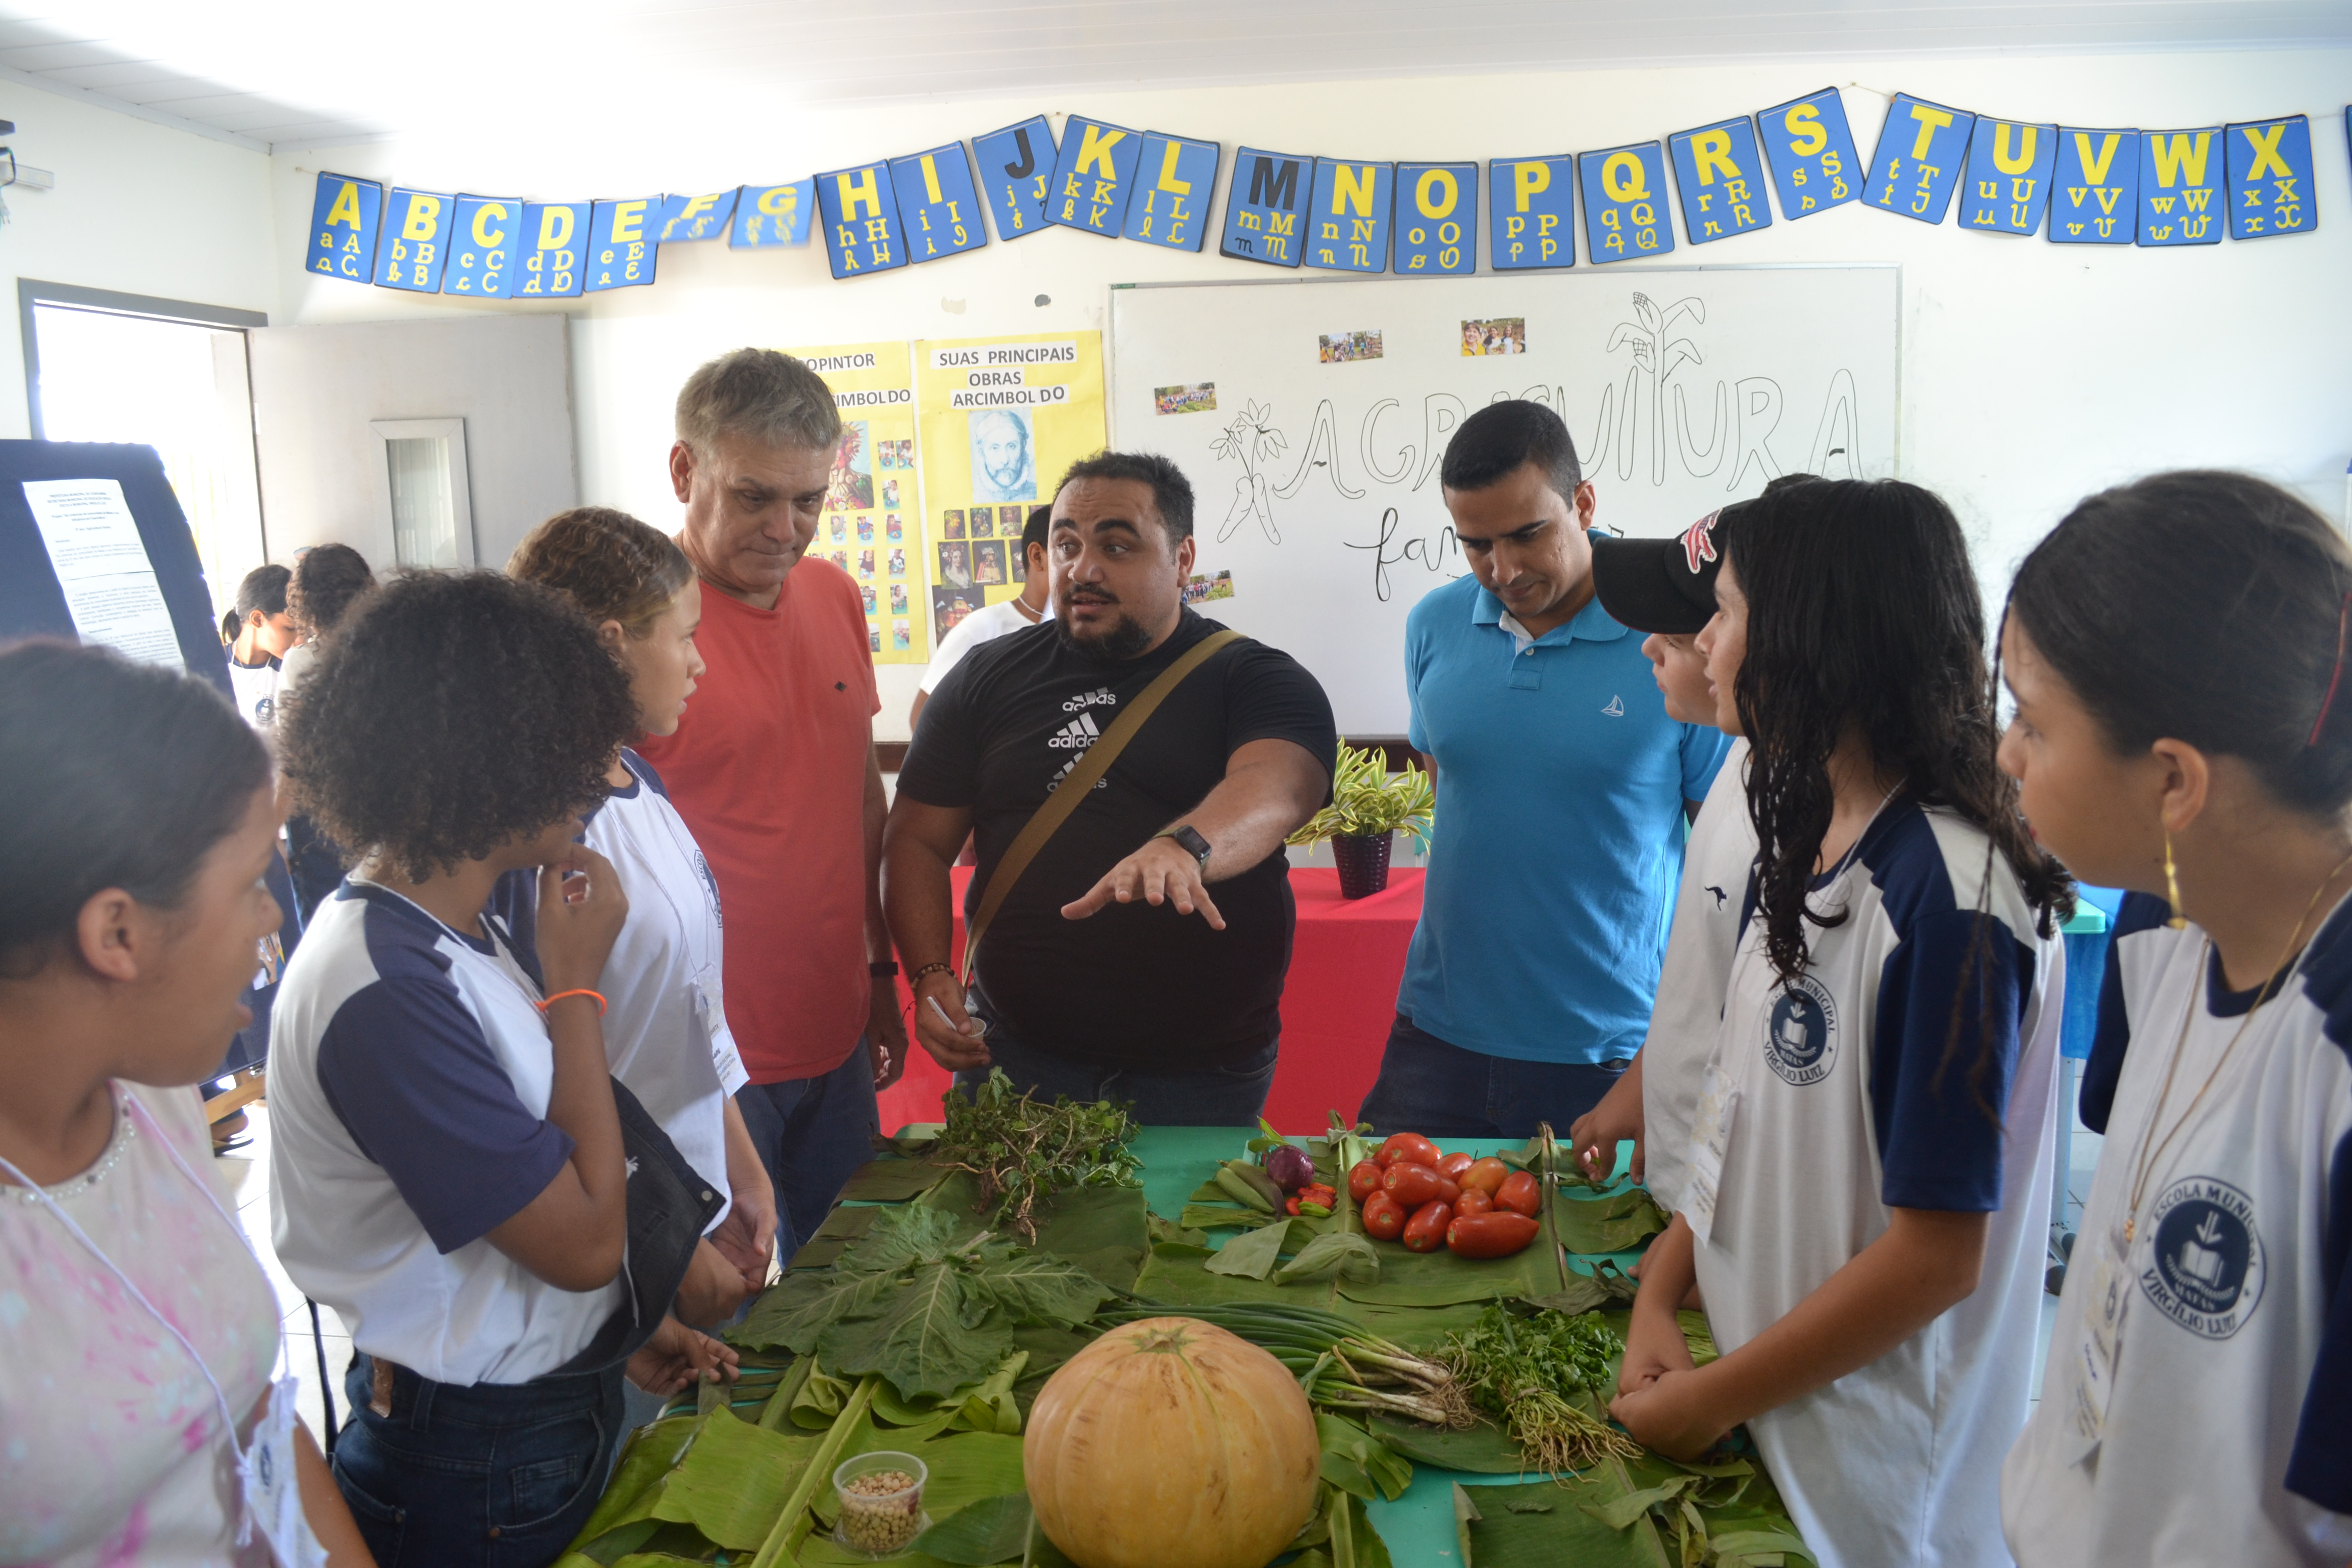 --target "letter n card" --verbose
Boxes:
[1306,160,1394,272]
